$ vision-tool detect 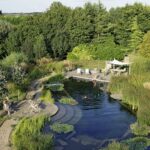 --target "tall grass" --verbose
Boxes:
[40,90,55,104]
[109,55,150,130]
[103,137,150,150]
[12,115,53,150]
